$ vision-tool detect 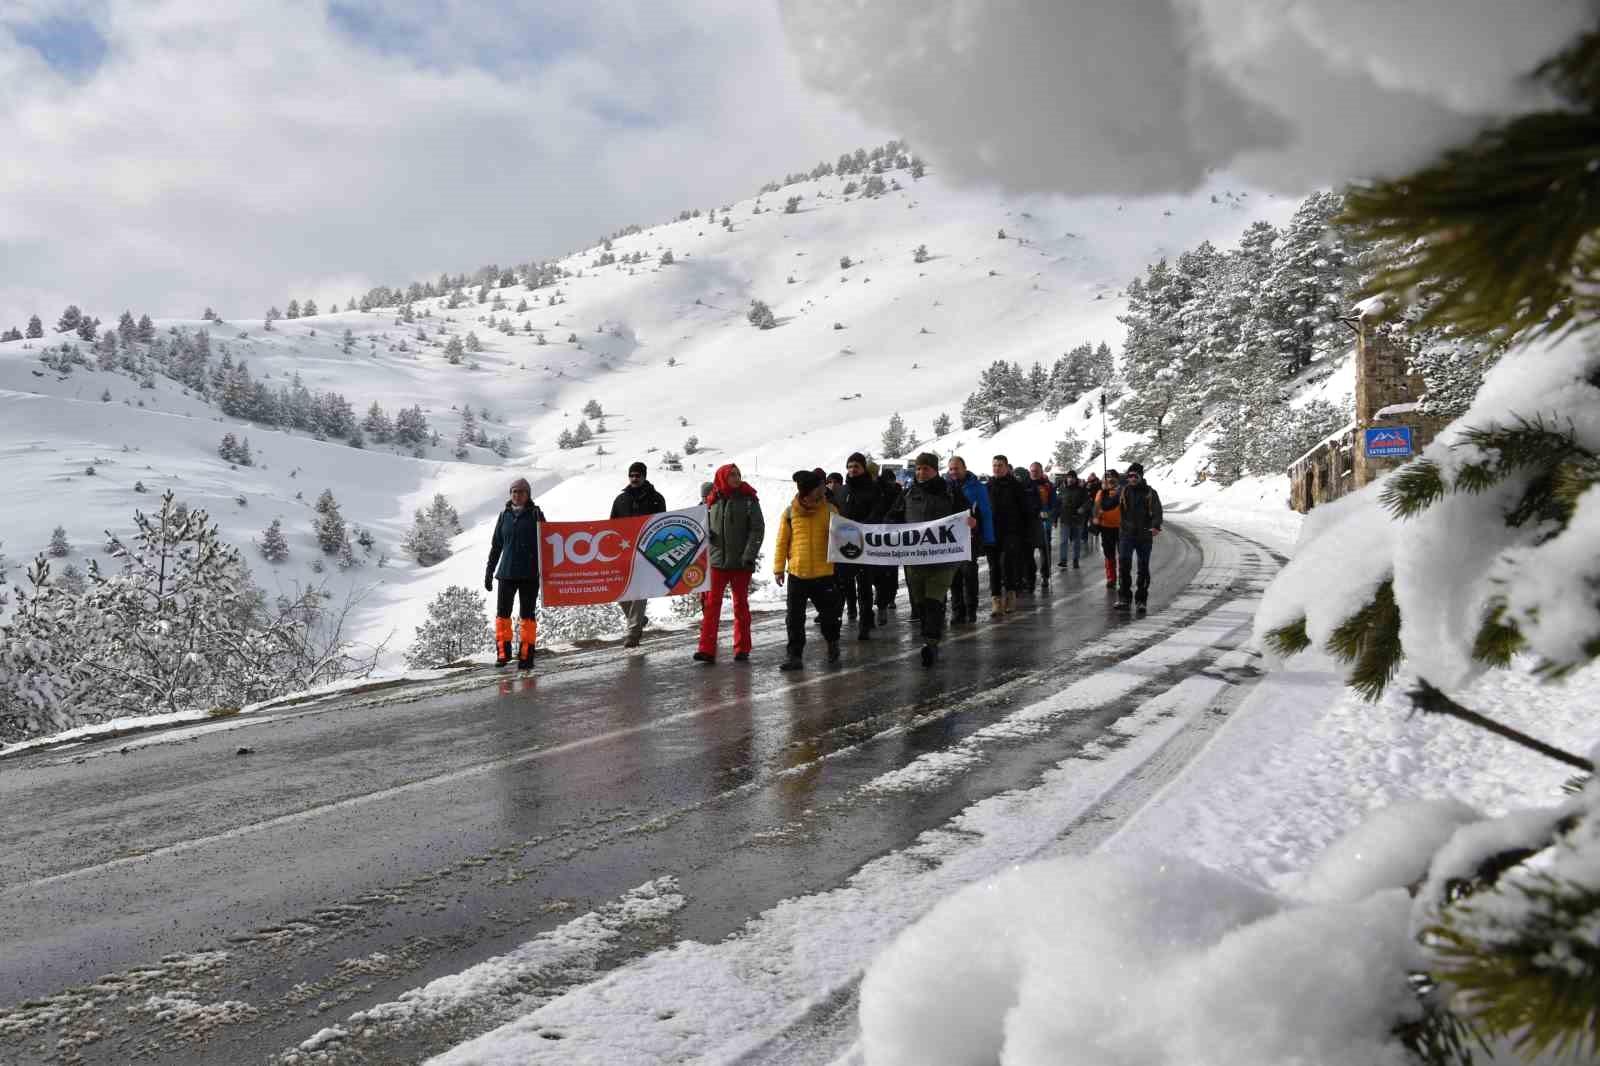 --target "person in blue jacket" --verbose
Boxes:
[945,455,994,624]
[486,477,547,669]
